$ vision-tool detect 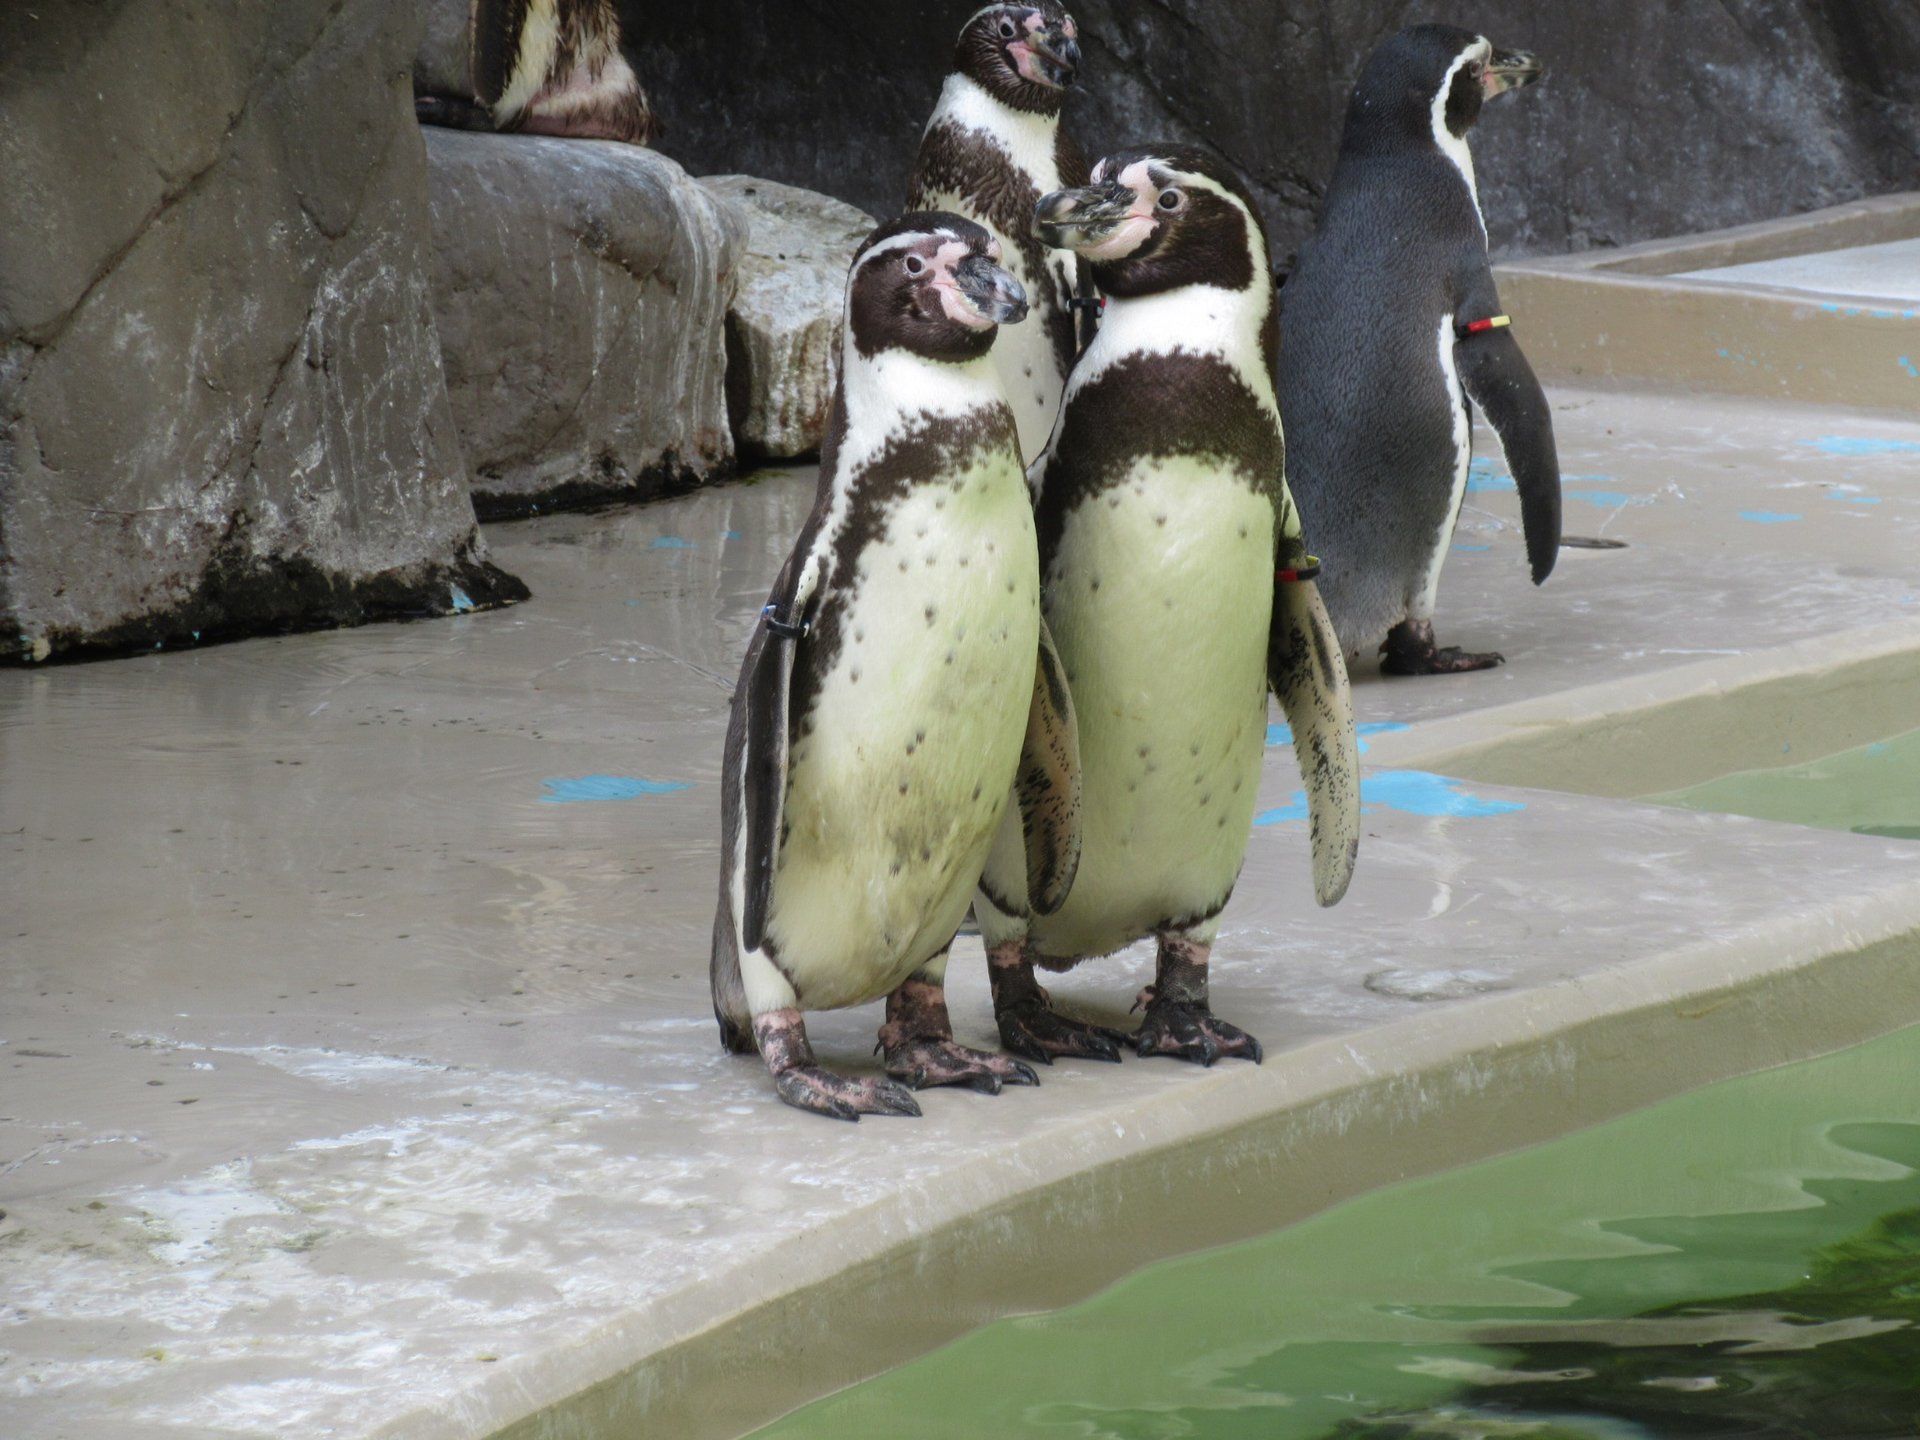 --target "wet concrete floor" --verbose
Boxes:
[4,383,1920,1438]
